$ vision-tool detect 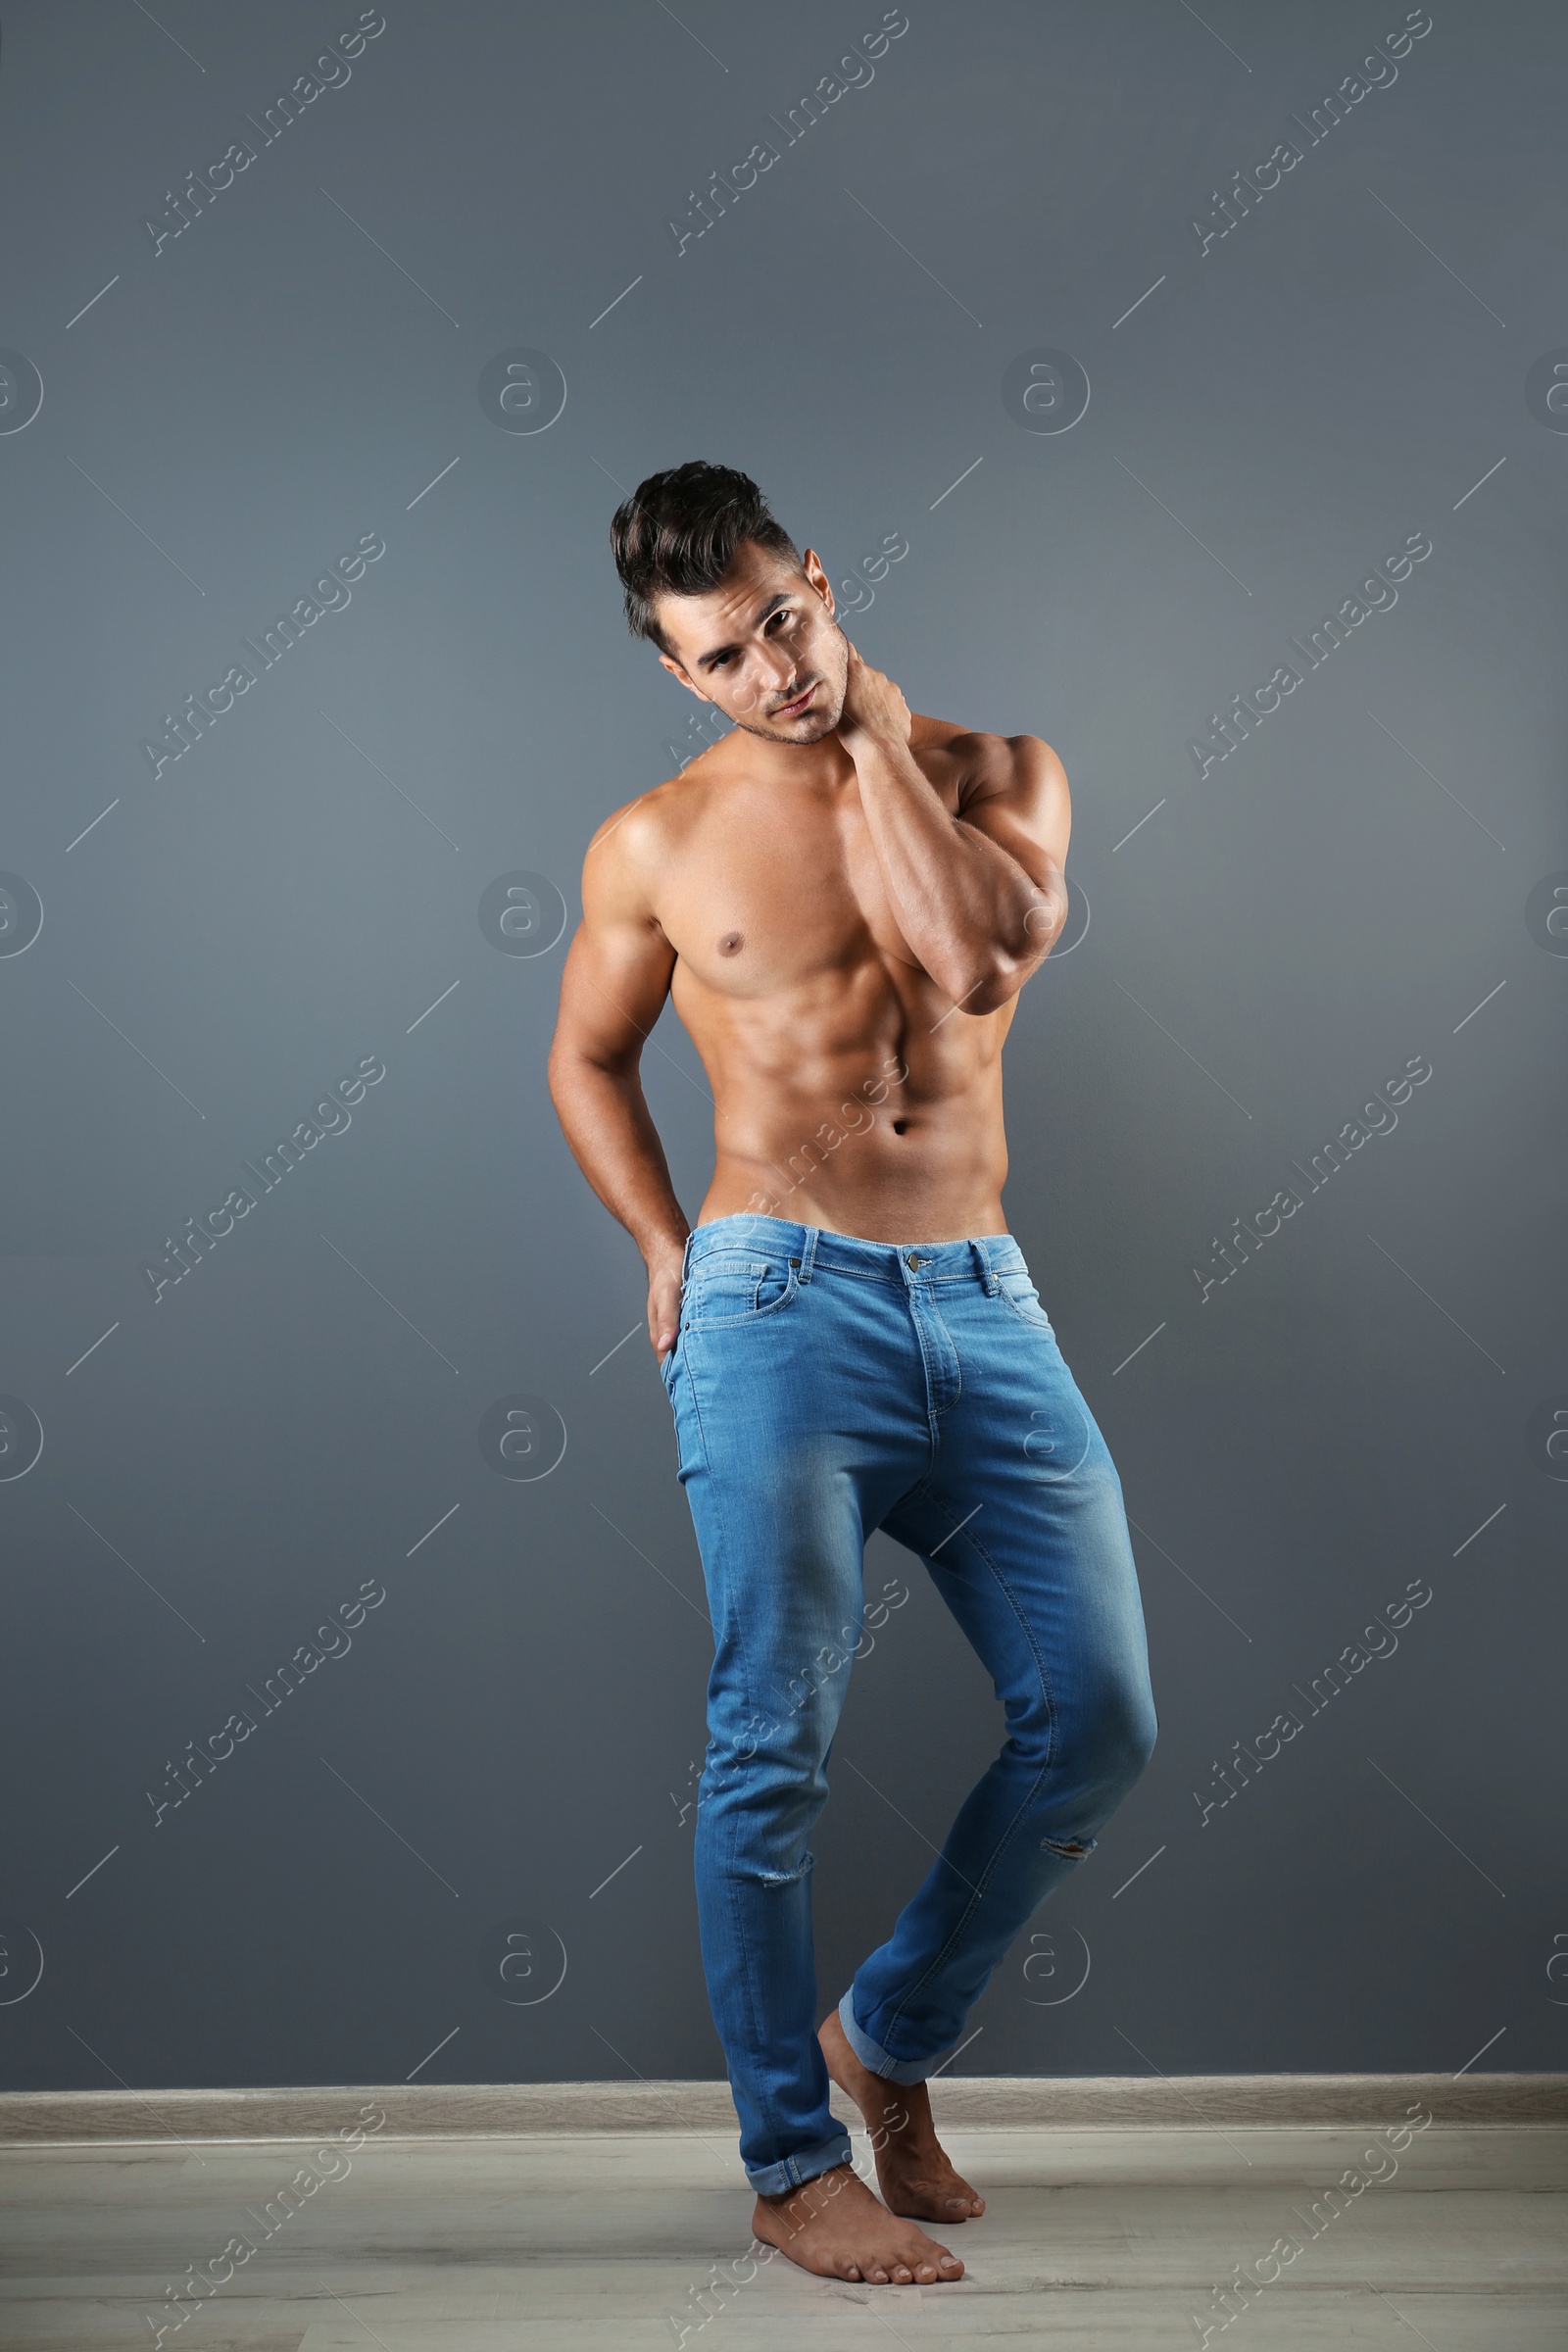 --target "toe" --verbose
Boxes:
[891,2265,913,2283]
